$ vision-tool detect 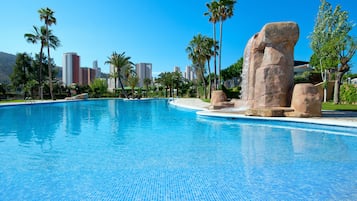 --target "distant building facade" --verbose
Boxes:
[80,67,96,86]
[173,66,180,73]
[93,60,101,78]
[62,52,80,86]
[108,64,116,91]
[136,63,152,87]
[185,66,194,81]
